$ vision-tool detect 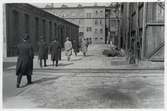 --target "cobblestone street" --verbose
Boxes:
[3,44,164,108]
